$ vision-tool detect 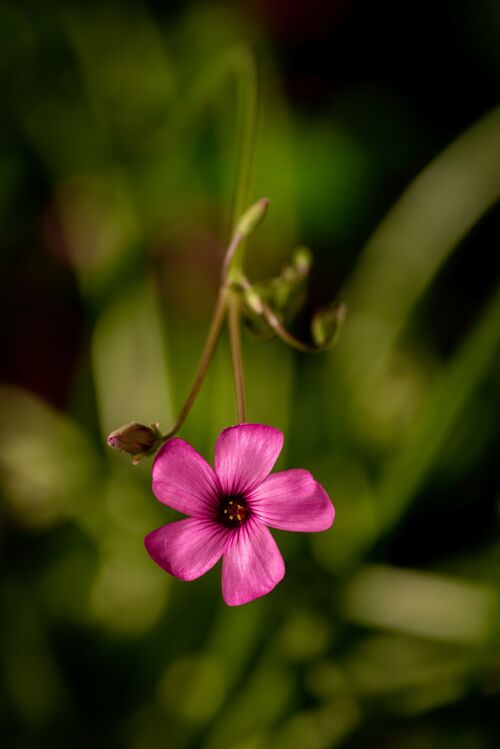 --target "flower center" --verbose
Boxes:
[220,496,249,526]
